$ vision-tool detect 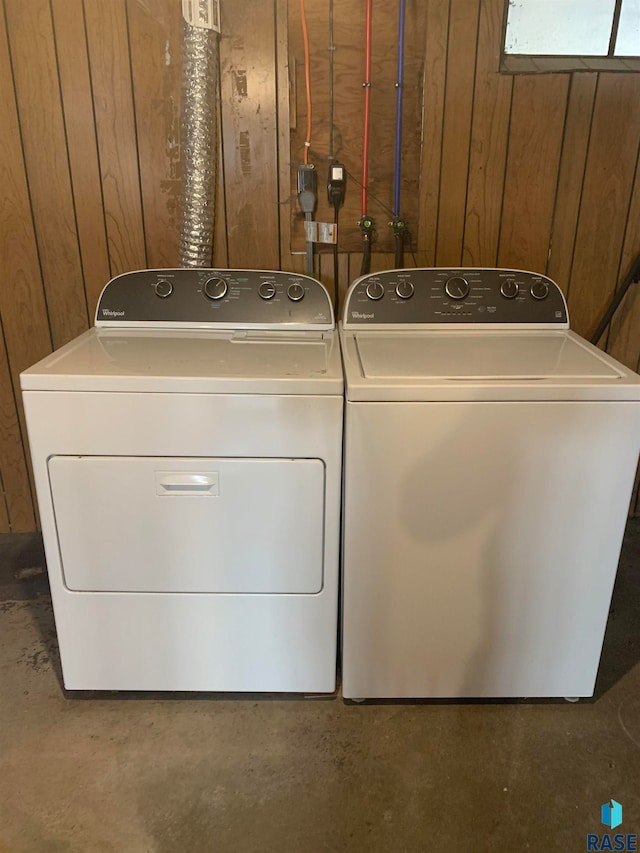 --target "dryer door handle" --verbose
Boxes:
[155,472,219,496]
